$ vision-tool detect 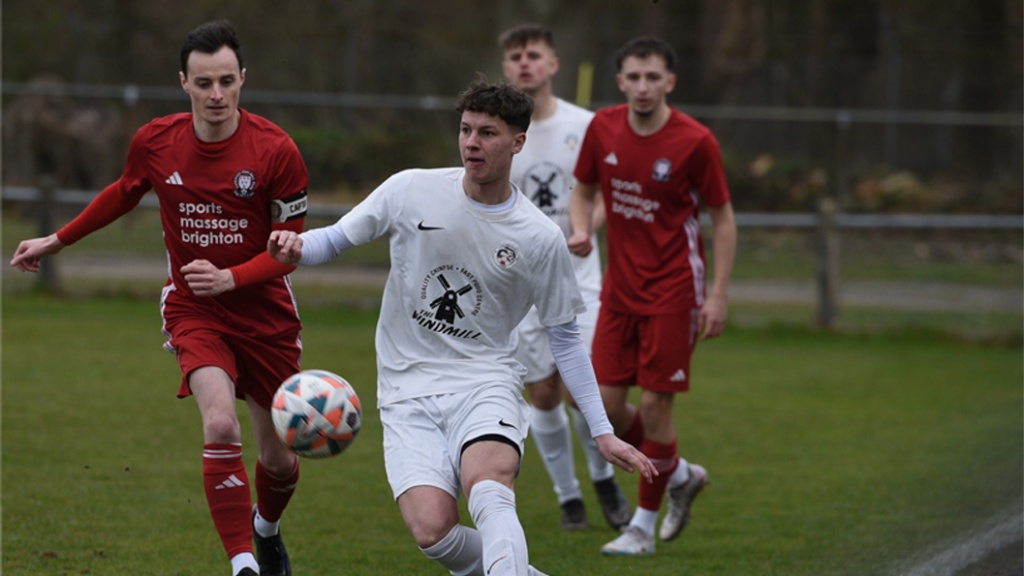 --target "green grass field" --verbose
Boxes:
[3,294,1022,575]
